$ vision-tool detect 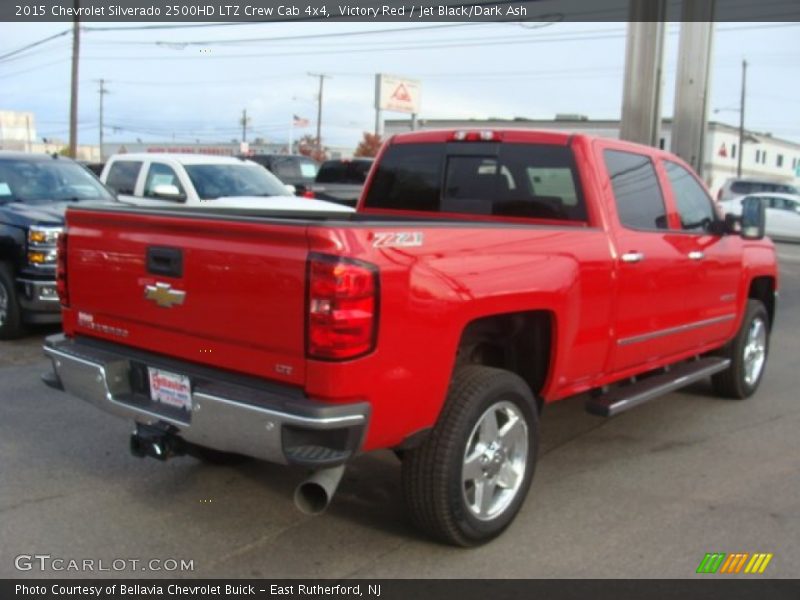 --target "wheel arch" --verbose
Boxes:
[748,275,776,331]
[0,224,25,266]
[453,310,554,412]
